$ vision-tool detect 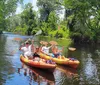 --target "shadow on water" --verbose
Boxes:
[18,63,55,85]
[56,65,78,77]
[54,65,79,85]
